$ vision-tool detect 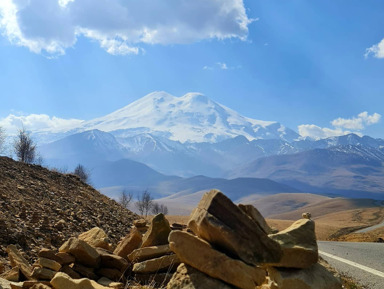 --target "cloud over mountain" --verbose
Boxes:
[0,0,253,56]
[298,112,381,140]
